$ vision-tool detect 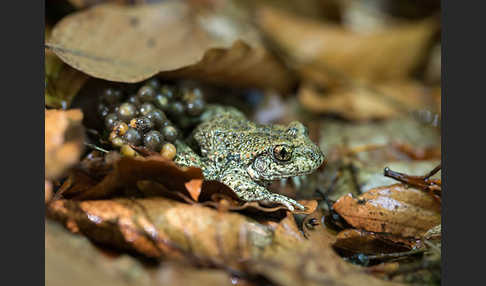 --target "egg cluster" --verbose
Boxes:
[97,78,206,159]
